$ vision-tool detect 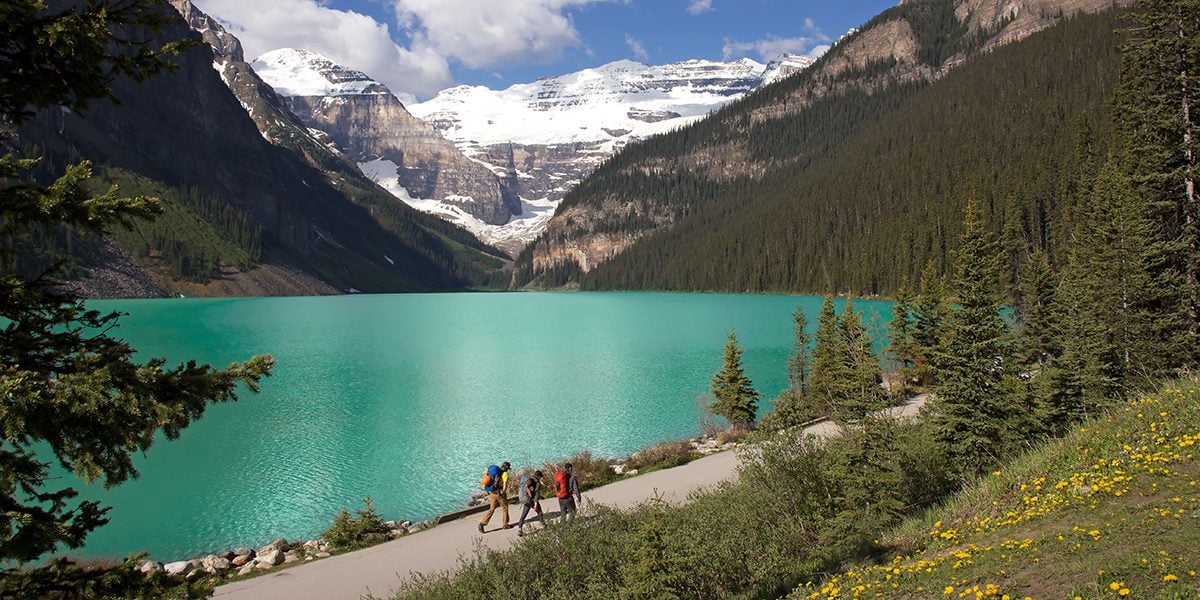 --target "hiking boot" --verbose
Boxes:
[517,529,524,537]
[477,523,484,534]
